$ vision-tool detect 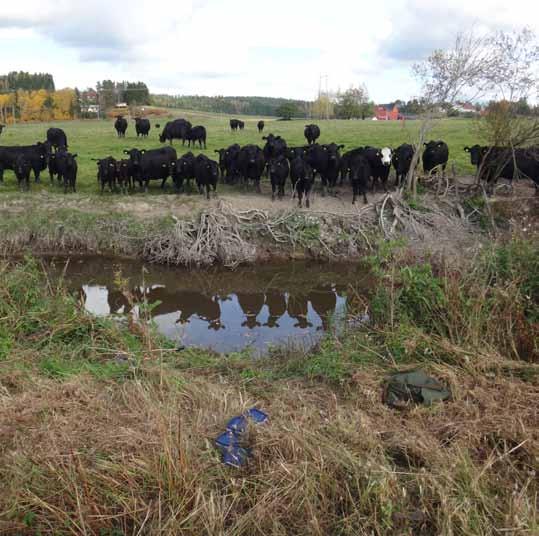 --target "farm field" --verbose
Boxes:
[0,112,480,201]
